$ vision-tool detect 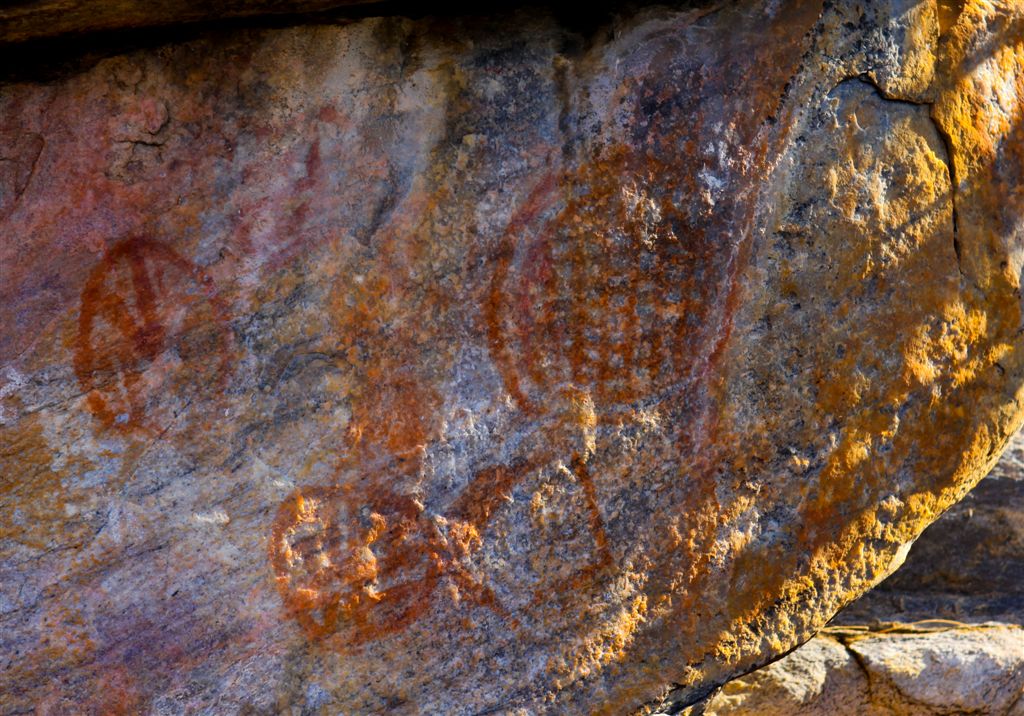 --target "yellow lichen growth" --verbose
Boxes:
[551,594,649,684]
